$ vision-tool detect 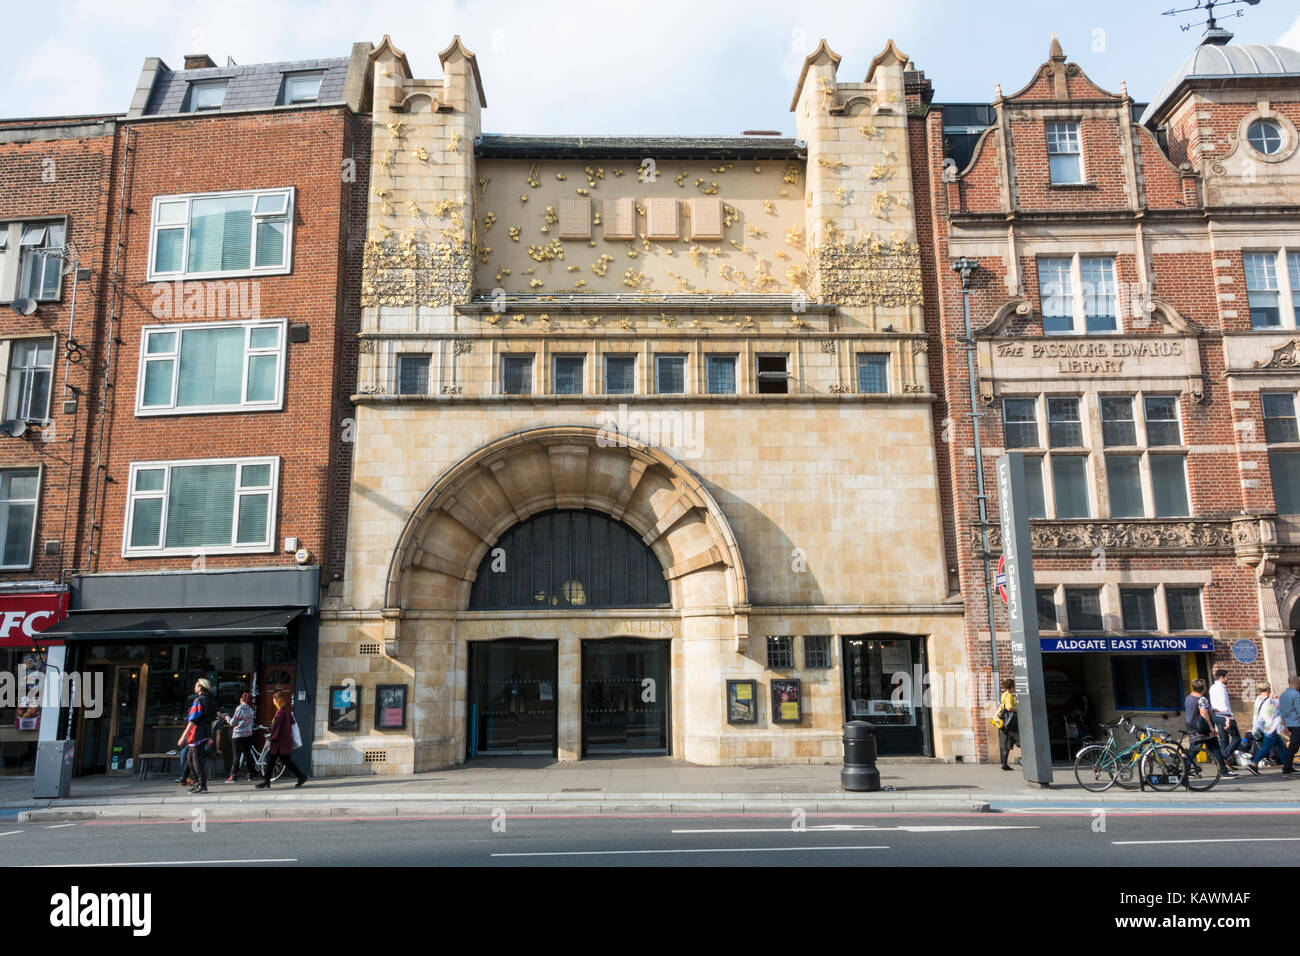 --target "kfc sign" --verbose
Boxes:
[0,592,69,646]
